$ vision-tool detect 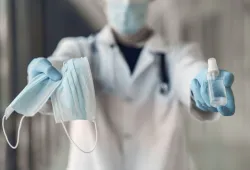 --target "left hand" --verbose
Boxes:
[191,68,235,116]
